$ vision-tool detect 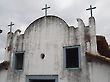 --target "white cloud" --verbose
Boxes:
[55,0,74,9]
